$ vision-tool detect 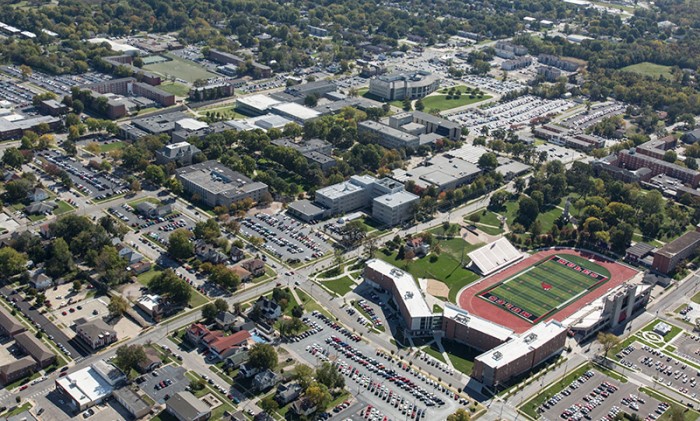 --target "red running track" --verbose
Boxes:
[457,249,639,333]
